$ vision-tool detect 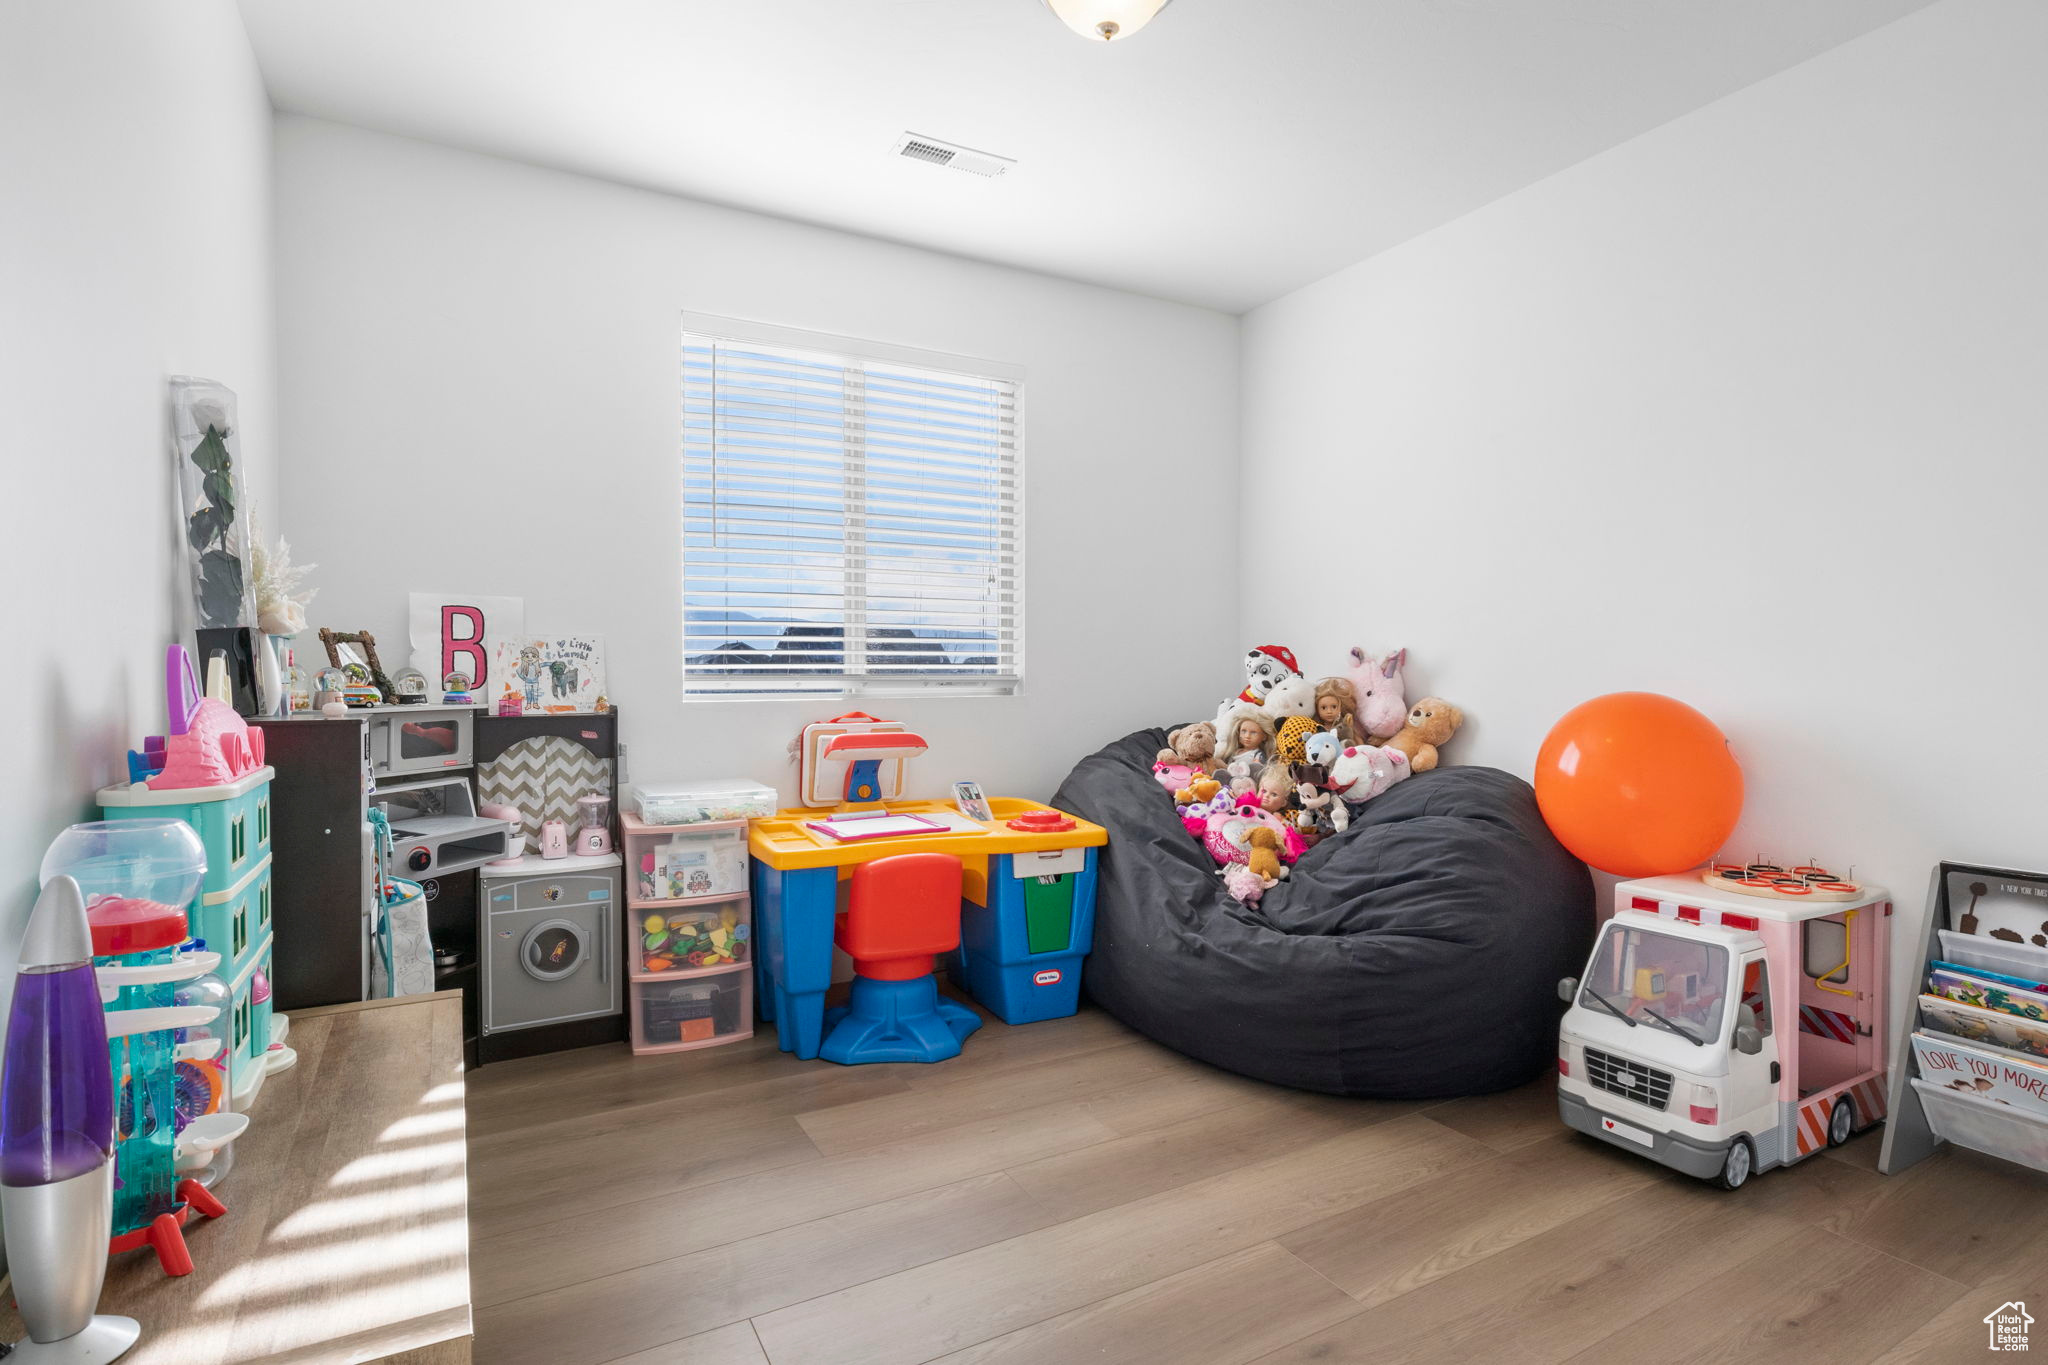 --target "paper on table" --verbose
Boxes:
[800,809,989,844]
[805,814,946,842]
